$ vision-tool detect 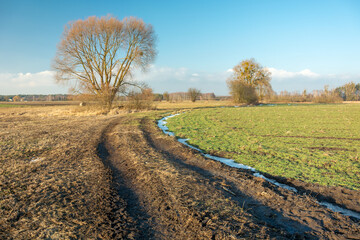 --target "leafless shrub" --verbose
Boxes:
[125,88,155,110]
[163,92,170,102]
[312,86,343,103]
[188,88,201,102]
